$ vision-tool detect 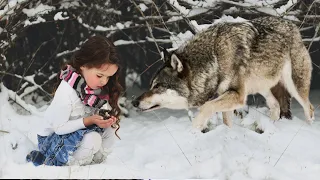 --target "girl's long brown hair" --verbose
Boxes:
[55,35,123,139]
